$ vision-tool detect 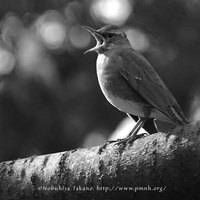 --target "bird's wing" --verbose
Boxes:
[120,48,188,125]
